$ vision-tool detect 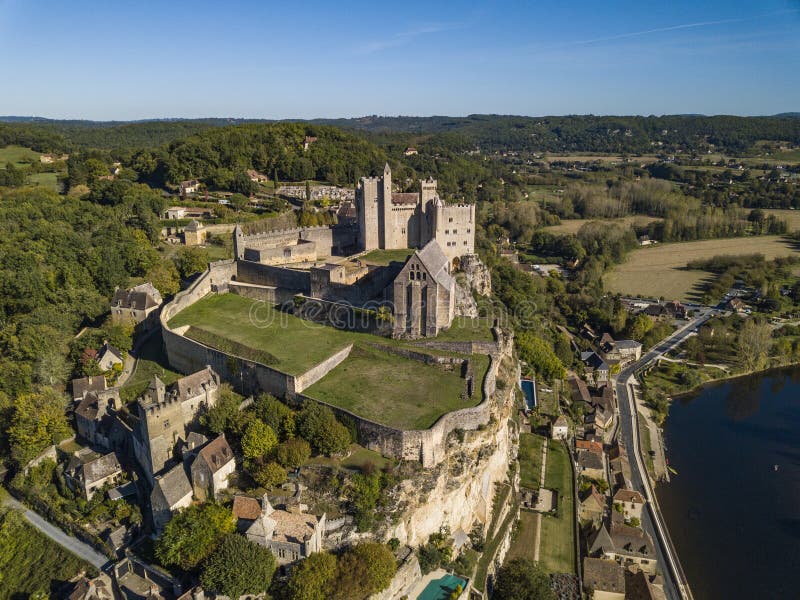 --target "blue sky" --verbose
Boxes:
[0,0,798,119]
